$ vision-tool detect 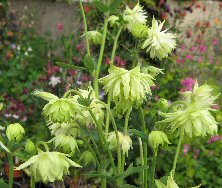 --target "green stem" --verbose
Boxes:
[105,93,111,138]
[94,17,109,98]
[150,153,157,188]
[31,175,35,188]
[89,110,117,175]
[172,131,184,177]
[110,26,123,65]
[139,106,148,188]
[8,142,13,188]
[78,0,90,56]
[138,137,144,182]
